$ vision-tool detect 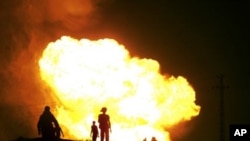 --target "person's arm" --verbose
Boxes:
[98,115,100,124]
[60,127,64,137]
[37,117,41,135]
[51,114,60,129]
[90,126,93,137]
[108,116,112,132]
[97,127,99,137]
